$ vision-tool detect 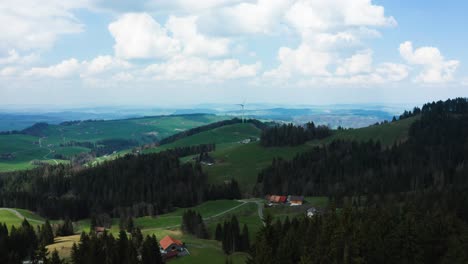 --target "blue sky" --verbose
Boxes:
[1,0,467,107]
